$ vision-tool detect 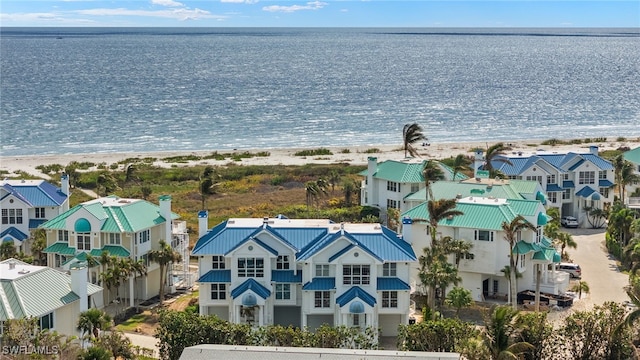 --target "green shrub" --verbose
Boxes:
[294,148,333,156]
